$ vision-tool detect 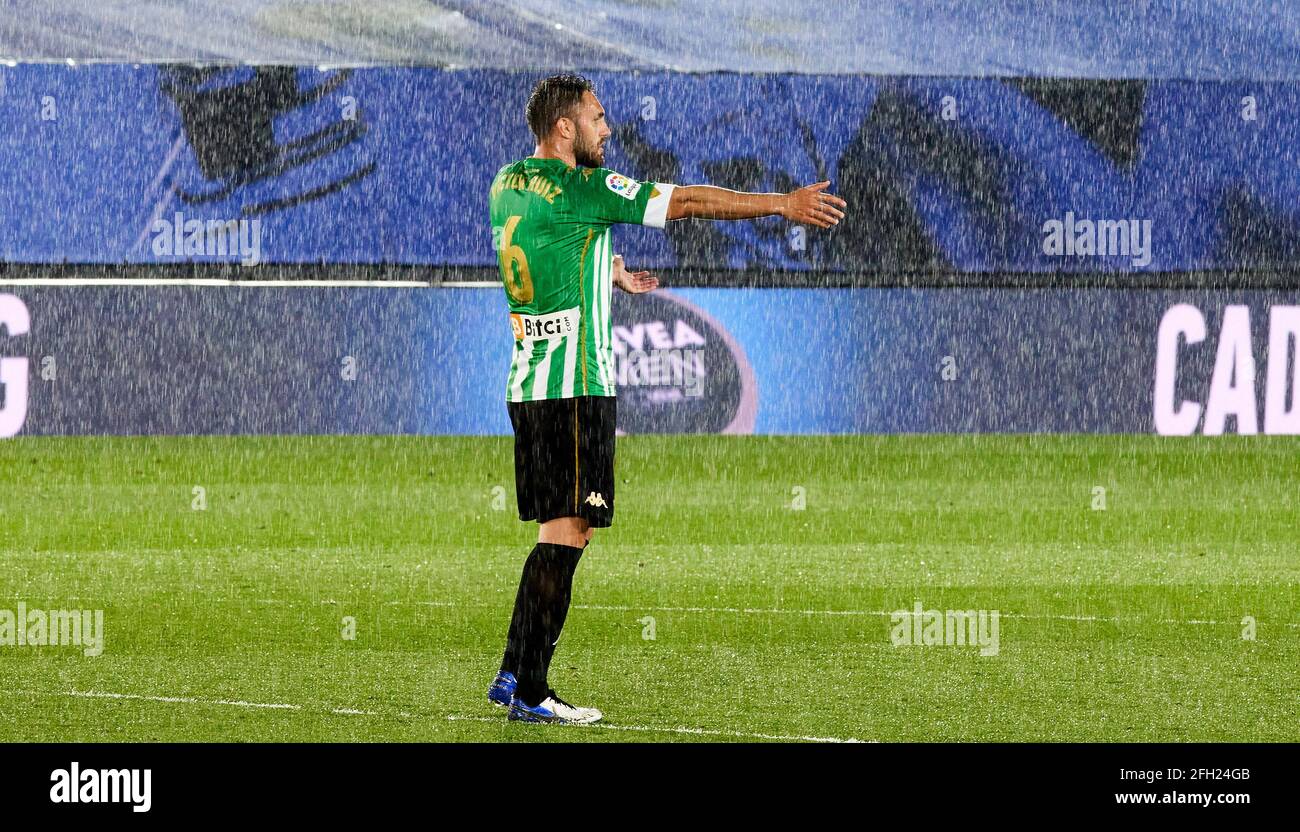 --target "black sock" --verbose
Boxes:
[499,541,586,679]
[499,542,584,705]
[541,542,584,672]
